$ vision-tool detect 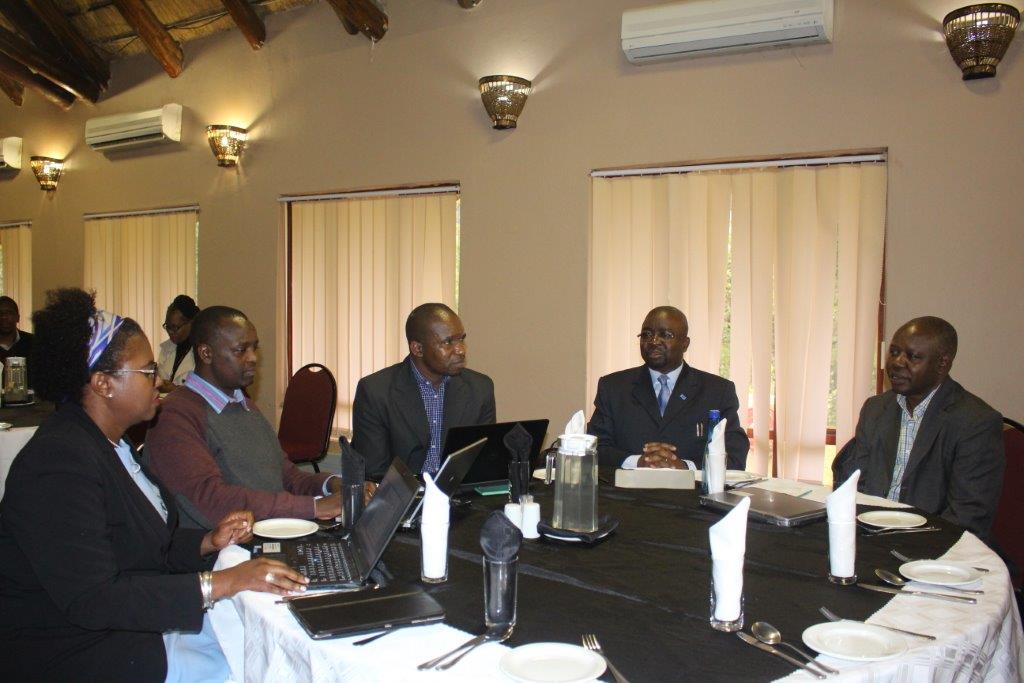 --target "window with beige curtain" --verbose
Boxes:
[287,189,460,432]
[83,208,199,354]
[589,160,886,483]
[0,222,32,318]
